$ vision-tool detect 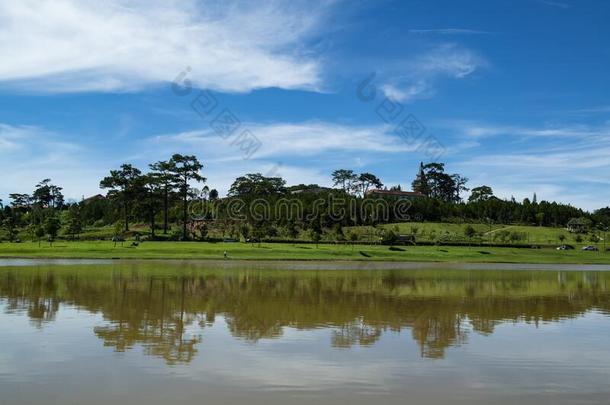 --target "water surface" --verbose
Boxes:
[1,261,609,404]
